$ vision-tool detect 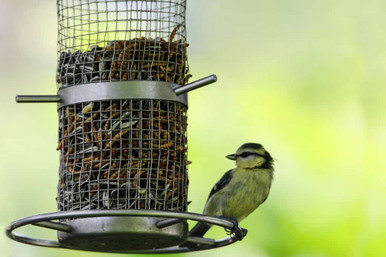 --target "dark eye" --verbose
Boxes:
[240,152,249,158]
